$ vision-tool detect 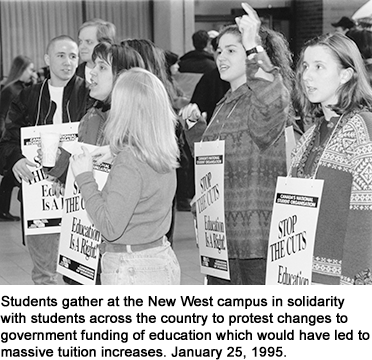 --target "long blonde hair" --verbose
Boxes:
[105,68,179,173]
